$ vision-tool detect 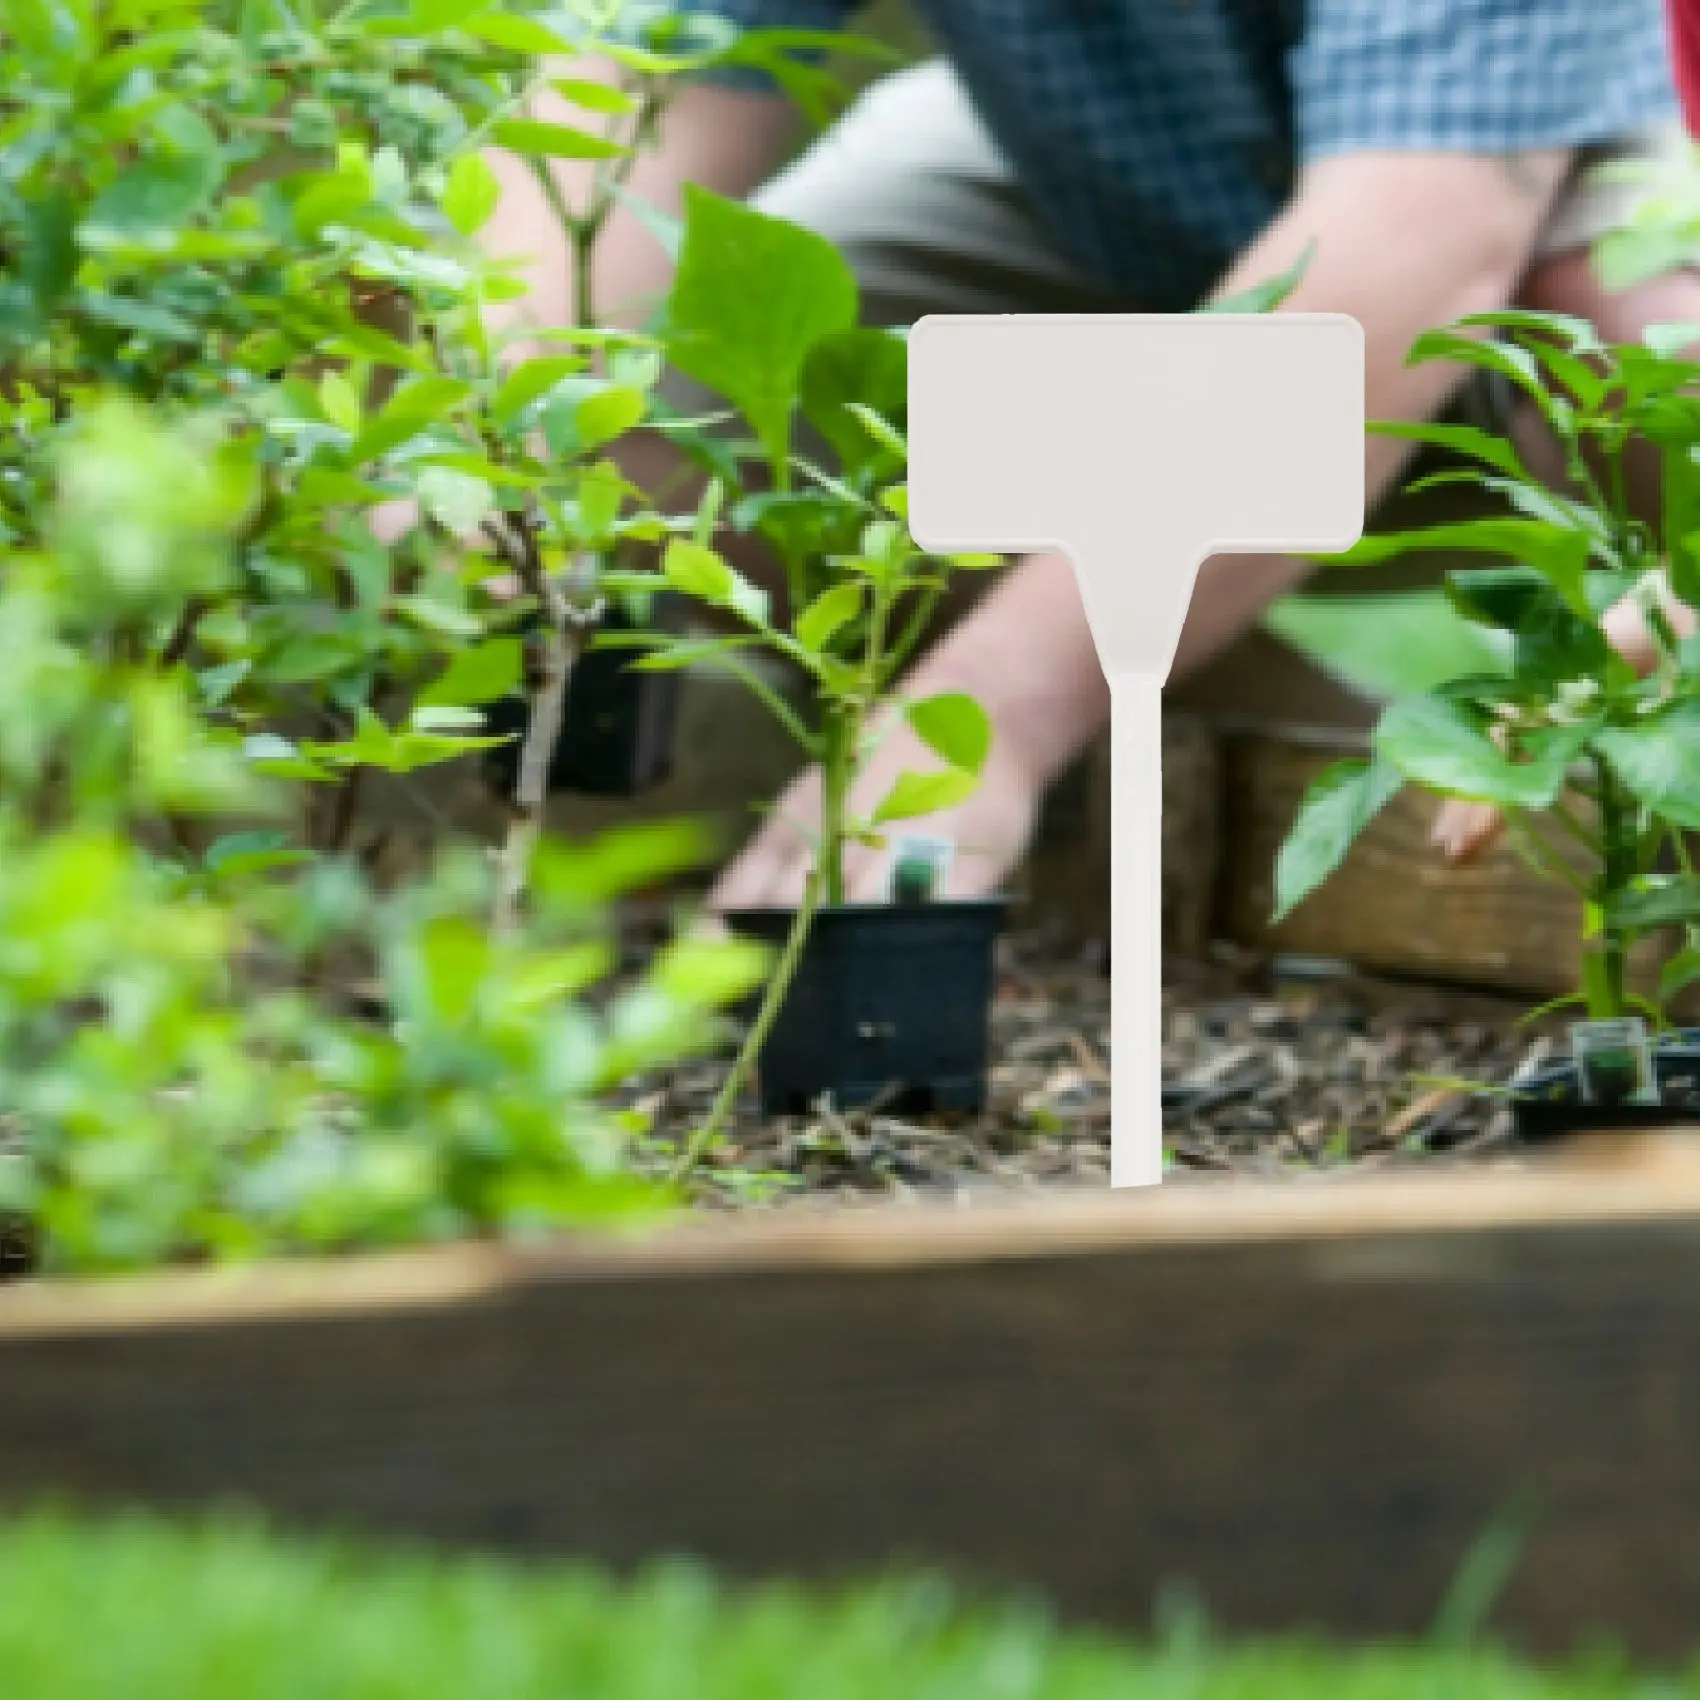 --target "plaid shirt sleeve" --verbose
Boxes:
[1292,0,1680,163]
